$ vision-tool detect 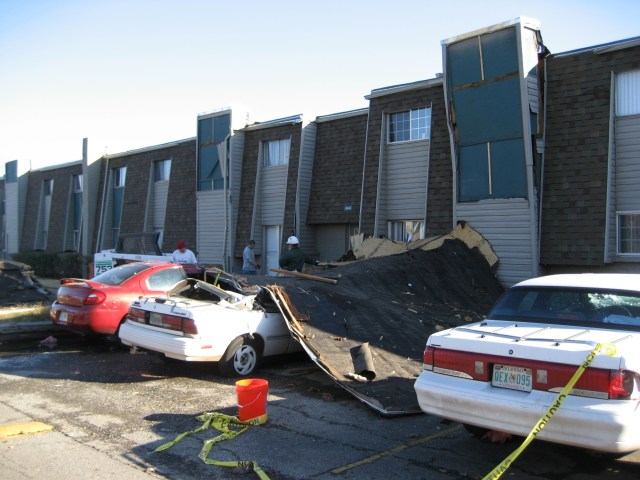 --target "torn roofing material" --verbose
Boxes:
[263,228,504,416]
